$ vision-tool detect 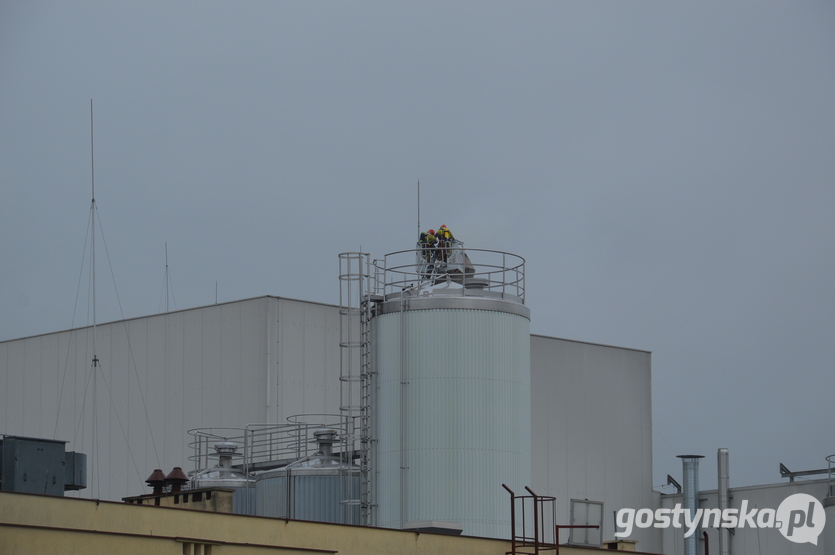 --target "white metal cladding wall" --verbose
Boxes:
[529,336,655,551]
[0,298,271,501]
[0,296,346,503]
[274,299,343,422]
[374,308,531,539]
